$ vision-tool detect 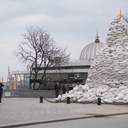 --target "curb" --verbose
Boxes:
[0,115,93,128]
[1,112,128,128]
